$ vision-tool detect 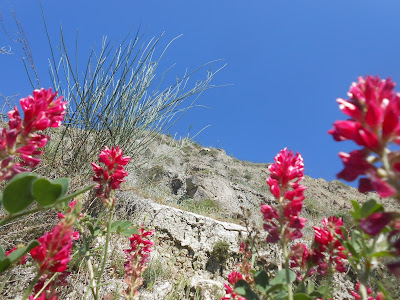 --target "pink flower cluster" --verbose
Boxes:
[311,217,347,274]
[91,146,130,206]
[0,88,66,181]
[29,217,78,299]
[222,271,246,300]
[290,217,346,278]
[290,243,311,276]
[123,226,154,299]
[262,148,307,243]
[329,76,400,198]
